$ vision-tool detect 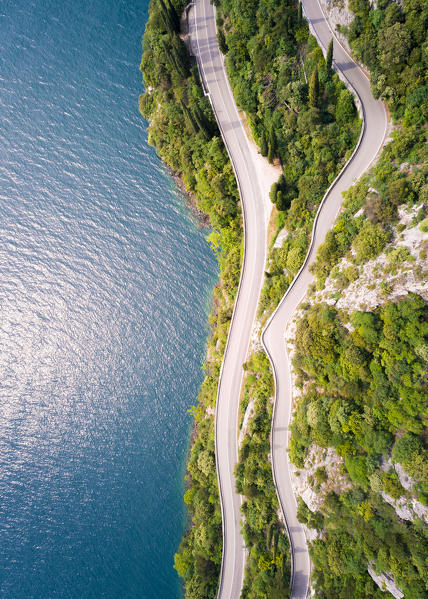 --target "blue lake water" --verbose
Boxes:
[0,0,217,597]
